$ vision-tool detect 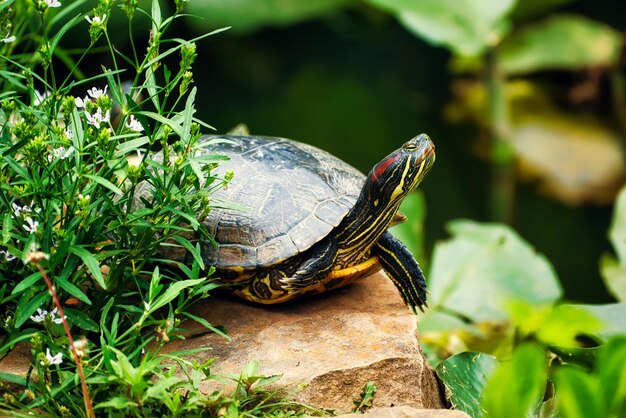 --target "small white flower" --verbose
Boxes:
[48,145,75,162]
[85,14,106,26]
[85,108,110,128]
[65,129,73,140]
[43,348,63,366]
[87,85,108,100]
[0,249,16,262]
[23,217,39,234]
[1,34,16,43]
[49,307,67,325]
[45,0,62,7]
[30,308,48,323]
[12,202,28,217]
[74,96,87,108]
[125,115,143,132]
